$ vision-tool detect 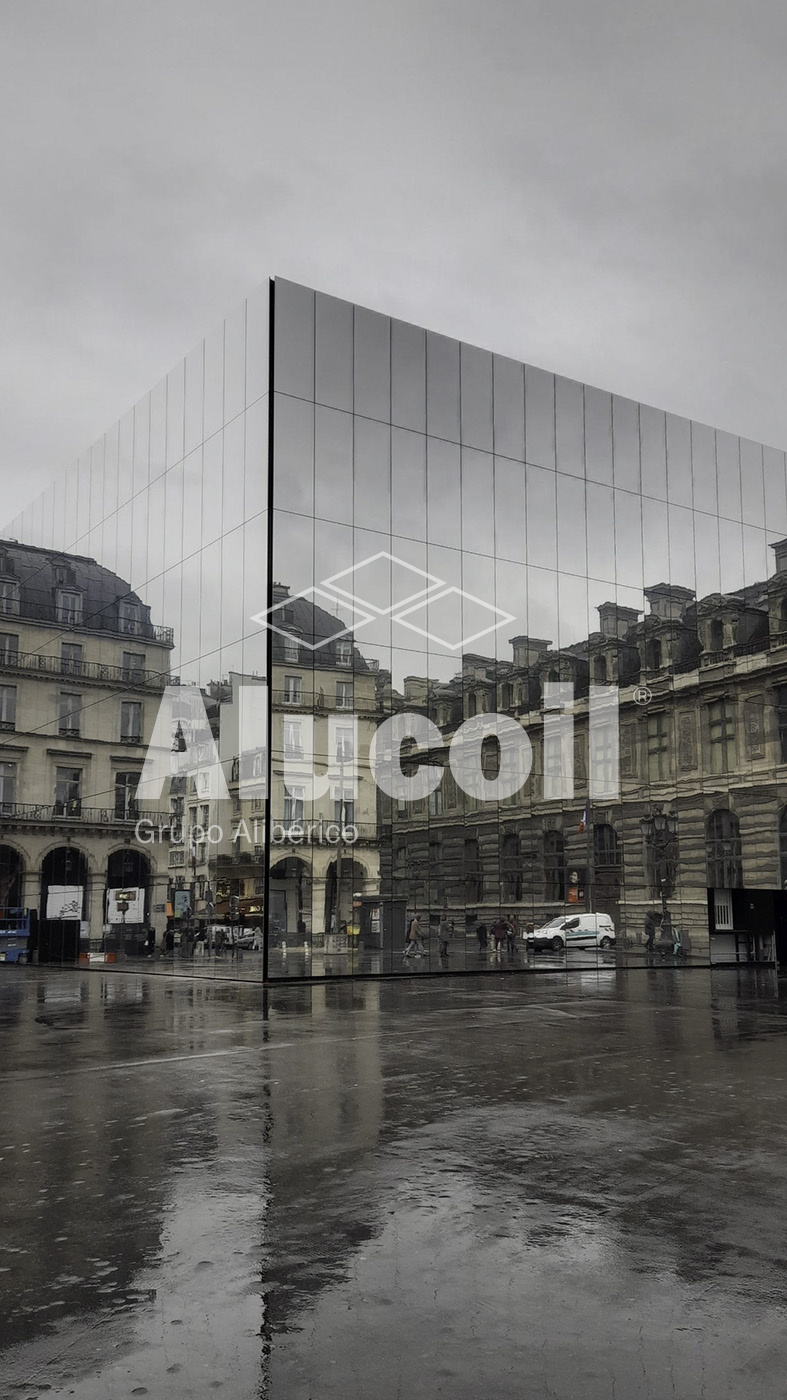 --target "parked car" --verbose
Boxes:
[527,913,616,952]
